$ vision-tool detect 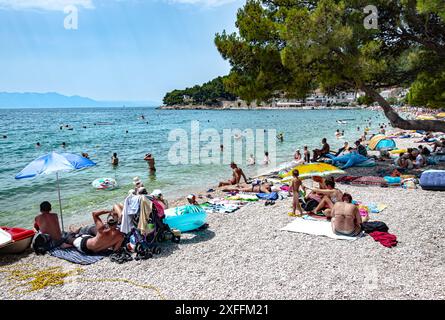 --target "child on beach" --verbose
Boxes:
[289,170,305,217]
